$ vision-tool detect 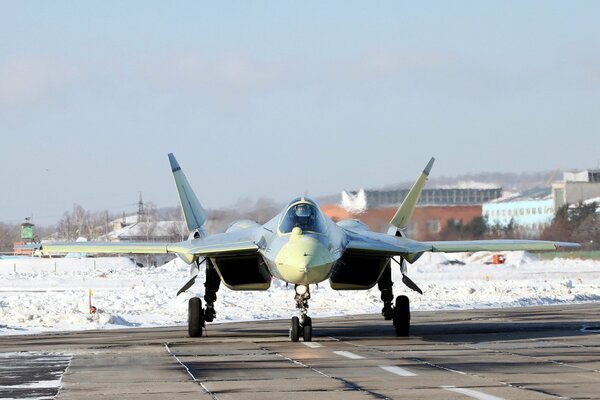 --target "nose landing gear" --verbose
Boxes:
[290,285,312,342]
